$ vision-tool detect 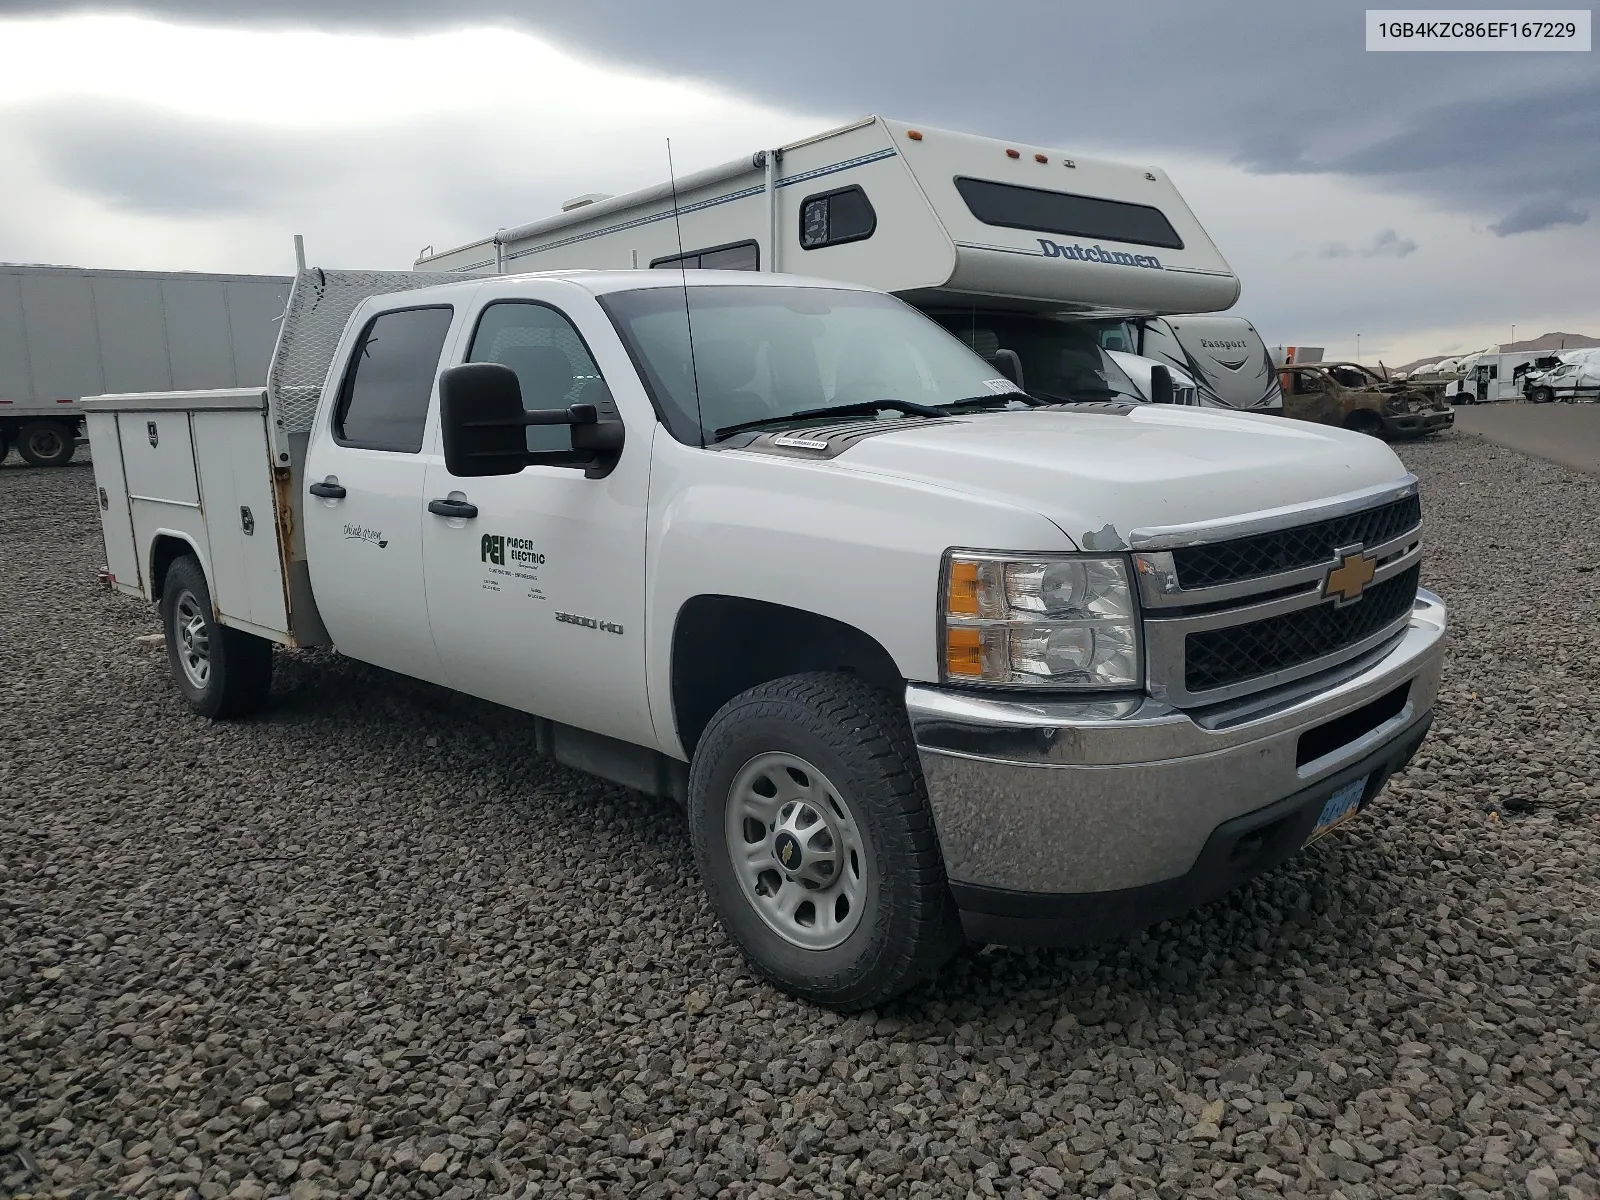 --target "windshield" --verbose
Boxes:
[599,285,1027,444]
[931,314,1144,405]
